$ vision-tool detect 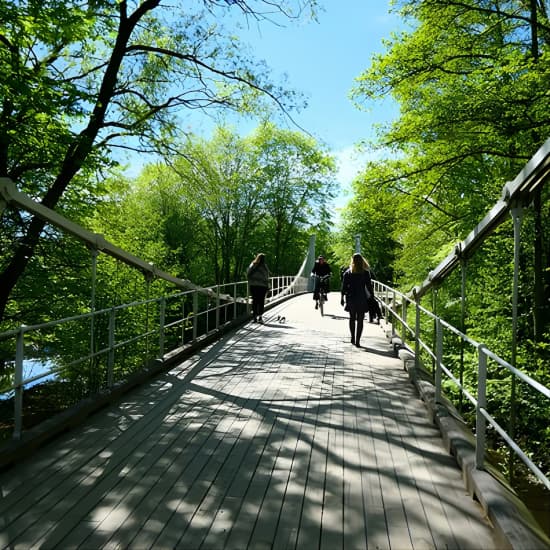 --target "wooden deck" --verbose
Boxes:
[0,294,498,549]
